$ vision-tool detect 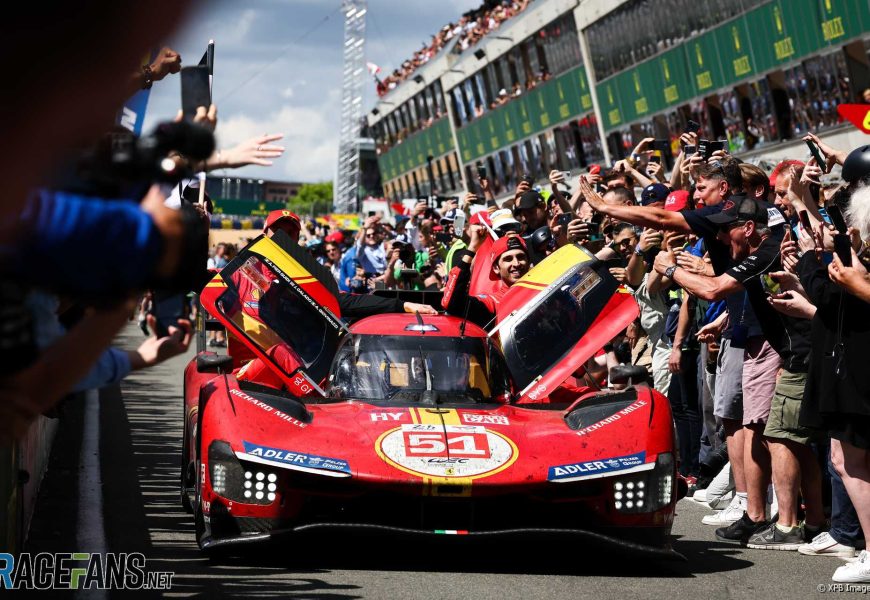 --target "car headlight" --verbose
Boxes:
[208,441,278,505]
[612,452,674,513]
